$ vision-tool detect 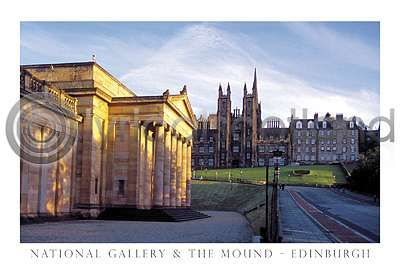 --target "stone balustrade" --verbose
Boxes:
[20,69,78,114]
